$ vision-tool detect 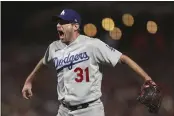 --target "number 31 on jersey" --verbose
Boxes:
[74,67,89,82]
